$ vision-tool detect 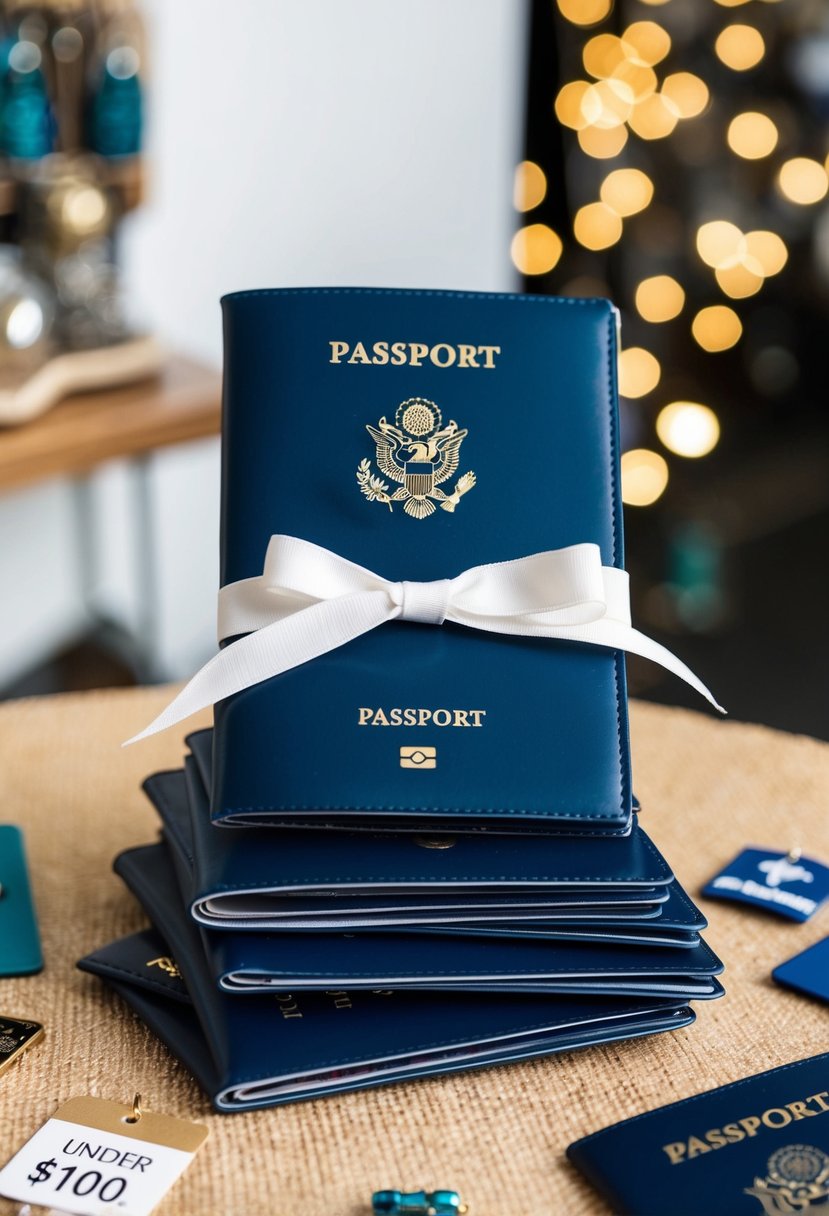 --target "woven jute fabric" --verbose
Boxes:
[0,686,827,1215]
